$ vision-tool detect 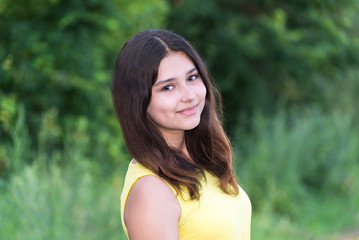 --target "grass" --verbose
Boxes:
[0,162,127,240]
[1,162,358,240]
[0,103,358,239]
[235,106,359,240]
[251,194,359,240]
